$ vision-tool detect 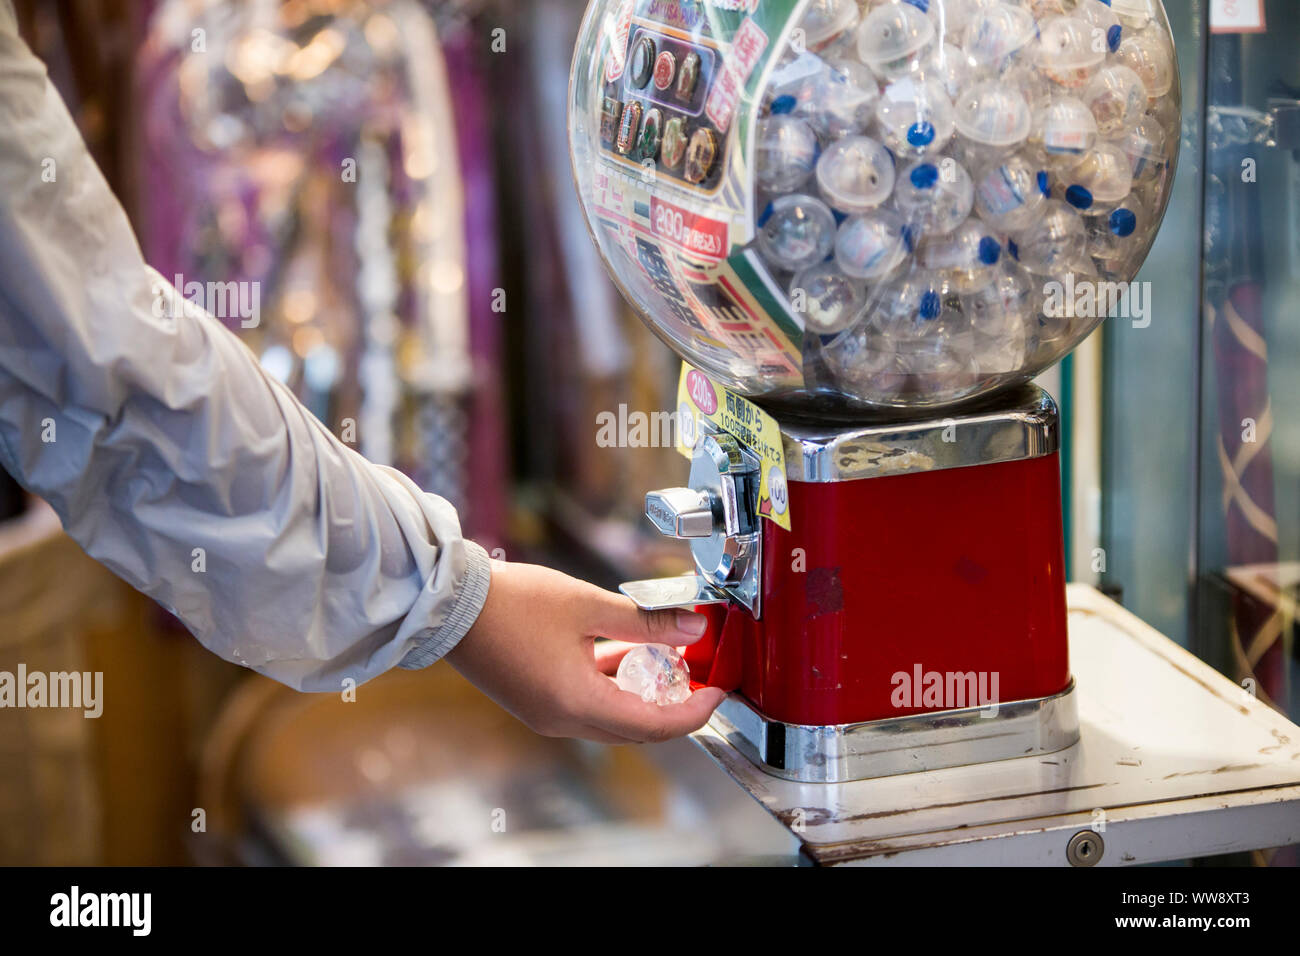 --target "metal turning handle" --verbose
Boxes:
[645,487,716,539]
